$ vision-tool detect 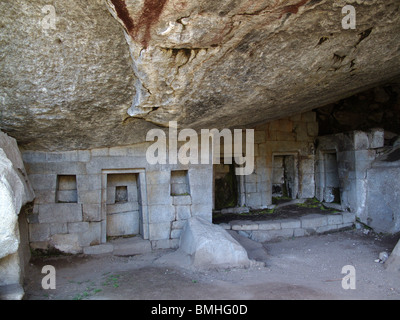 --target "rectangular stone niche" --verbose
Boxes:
[171,170,190,196]
[106,173,139,237]
[101,169,149,242]
[56,175,78,203]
